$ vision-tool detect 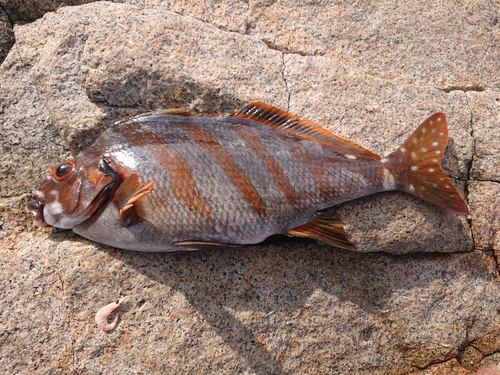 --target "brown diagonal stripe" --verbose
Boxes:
[180,123,266,215]
[120,125,211,217]
[157,145,212,217]
[286,140,328,195]
[233,125,297,204]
